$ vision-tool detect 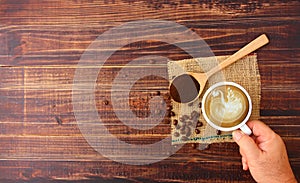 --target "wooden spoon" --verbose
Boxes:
[170,34,269,103]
